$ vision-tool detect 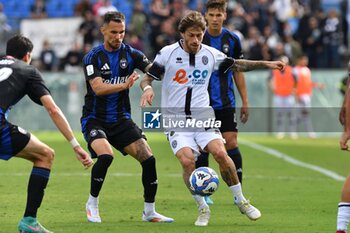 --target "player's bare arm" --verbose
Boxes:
[233,59,286,72]
[233,72,249,123]
[140,74,155,107]
[89,71,140,96]
[40,95,93,167]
